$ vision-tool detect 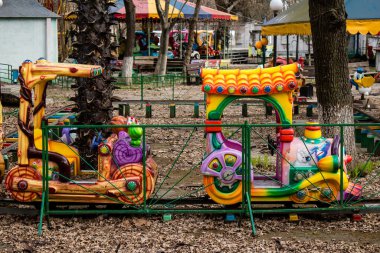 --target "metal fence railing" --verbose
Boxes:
[30,122,380,234]
[0,63,12,83]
